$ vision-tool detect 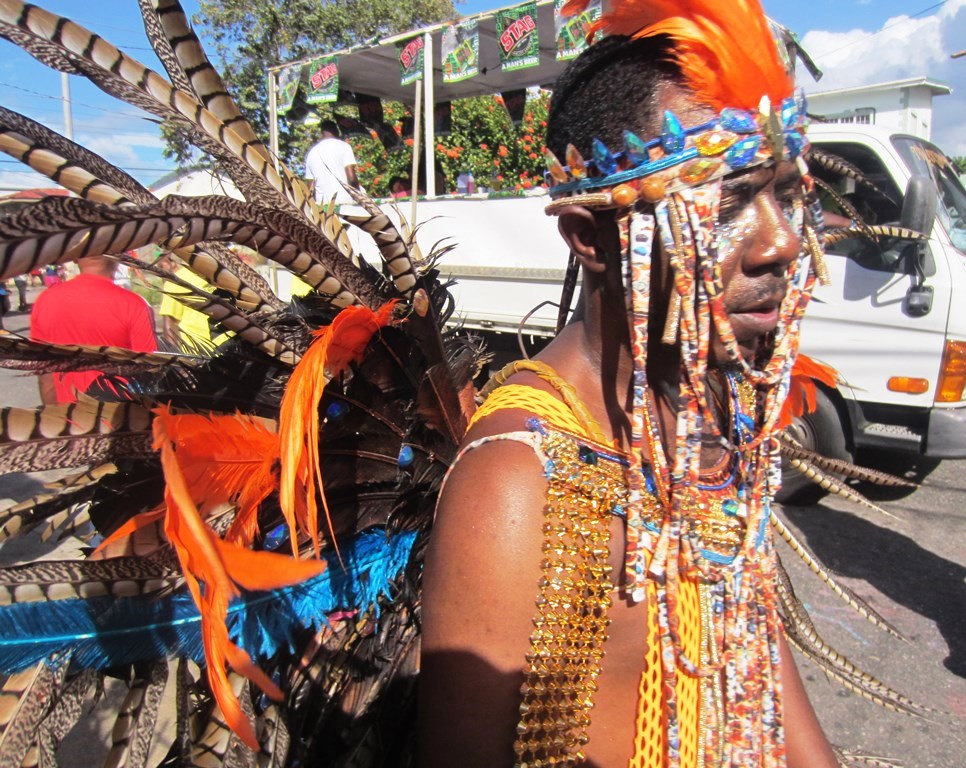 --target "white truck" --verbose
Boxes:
[352,124,966,490]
